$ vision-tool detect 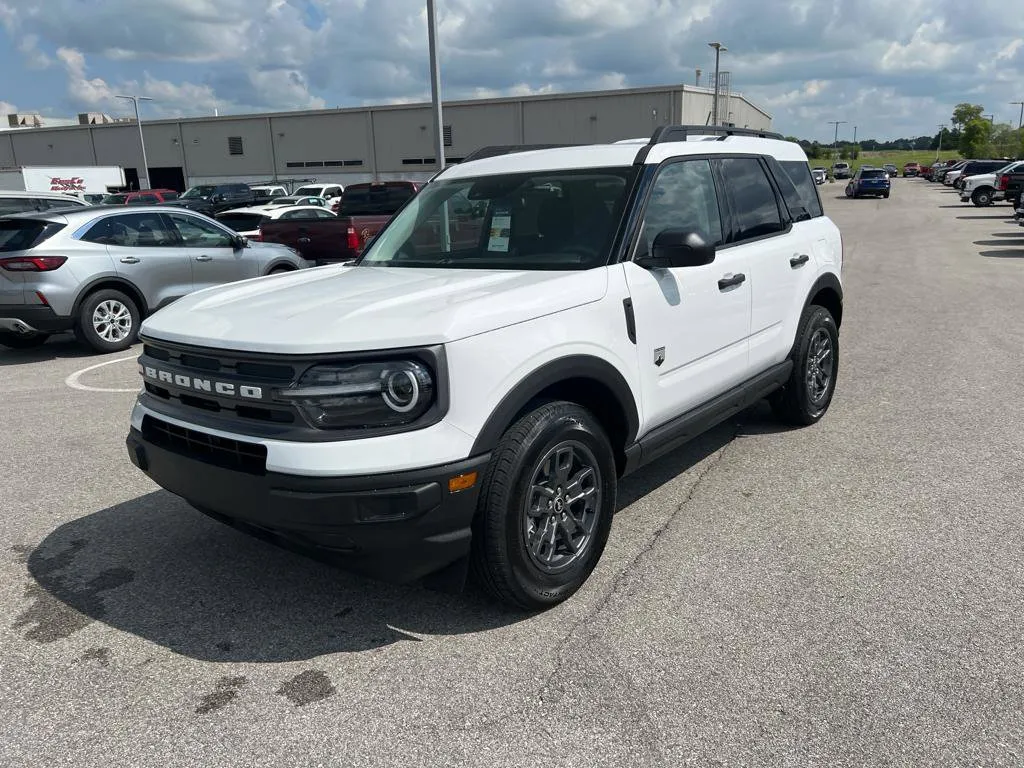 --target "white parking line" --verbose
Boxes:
[65,355,139,393]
